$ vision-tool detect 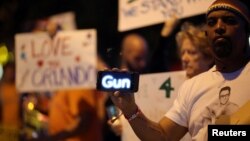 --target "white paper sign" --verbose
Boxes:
[49,12,77,30]
[121,71,191,141]
[15,29,97,92]
[118,0,215,31]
